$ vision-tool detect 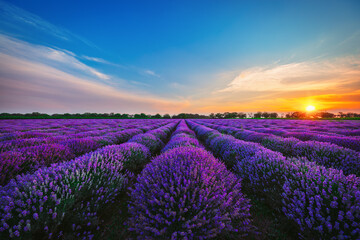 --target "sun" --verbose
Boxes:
[306,105,316,111]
